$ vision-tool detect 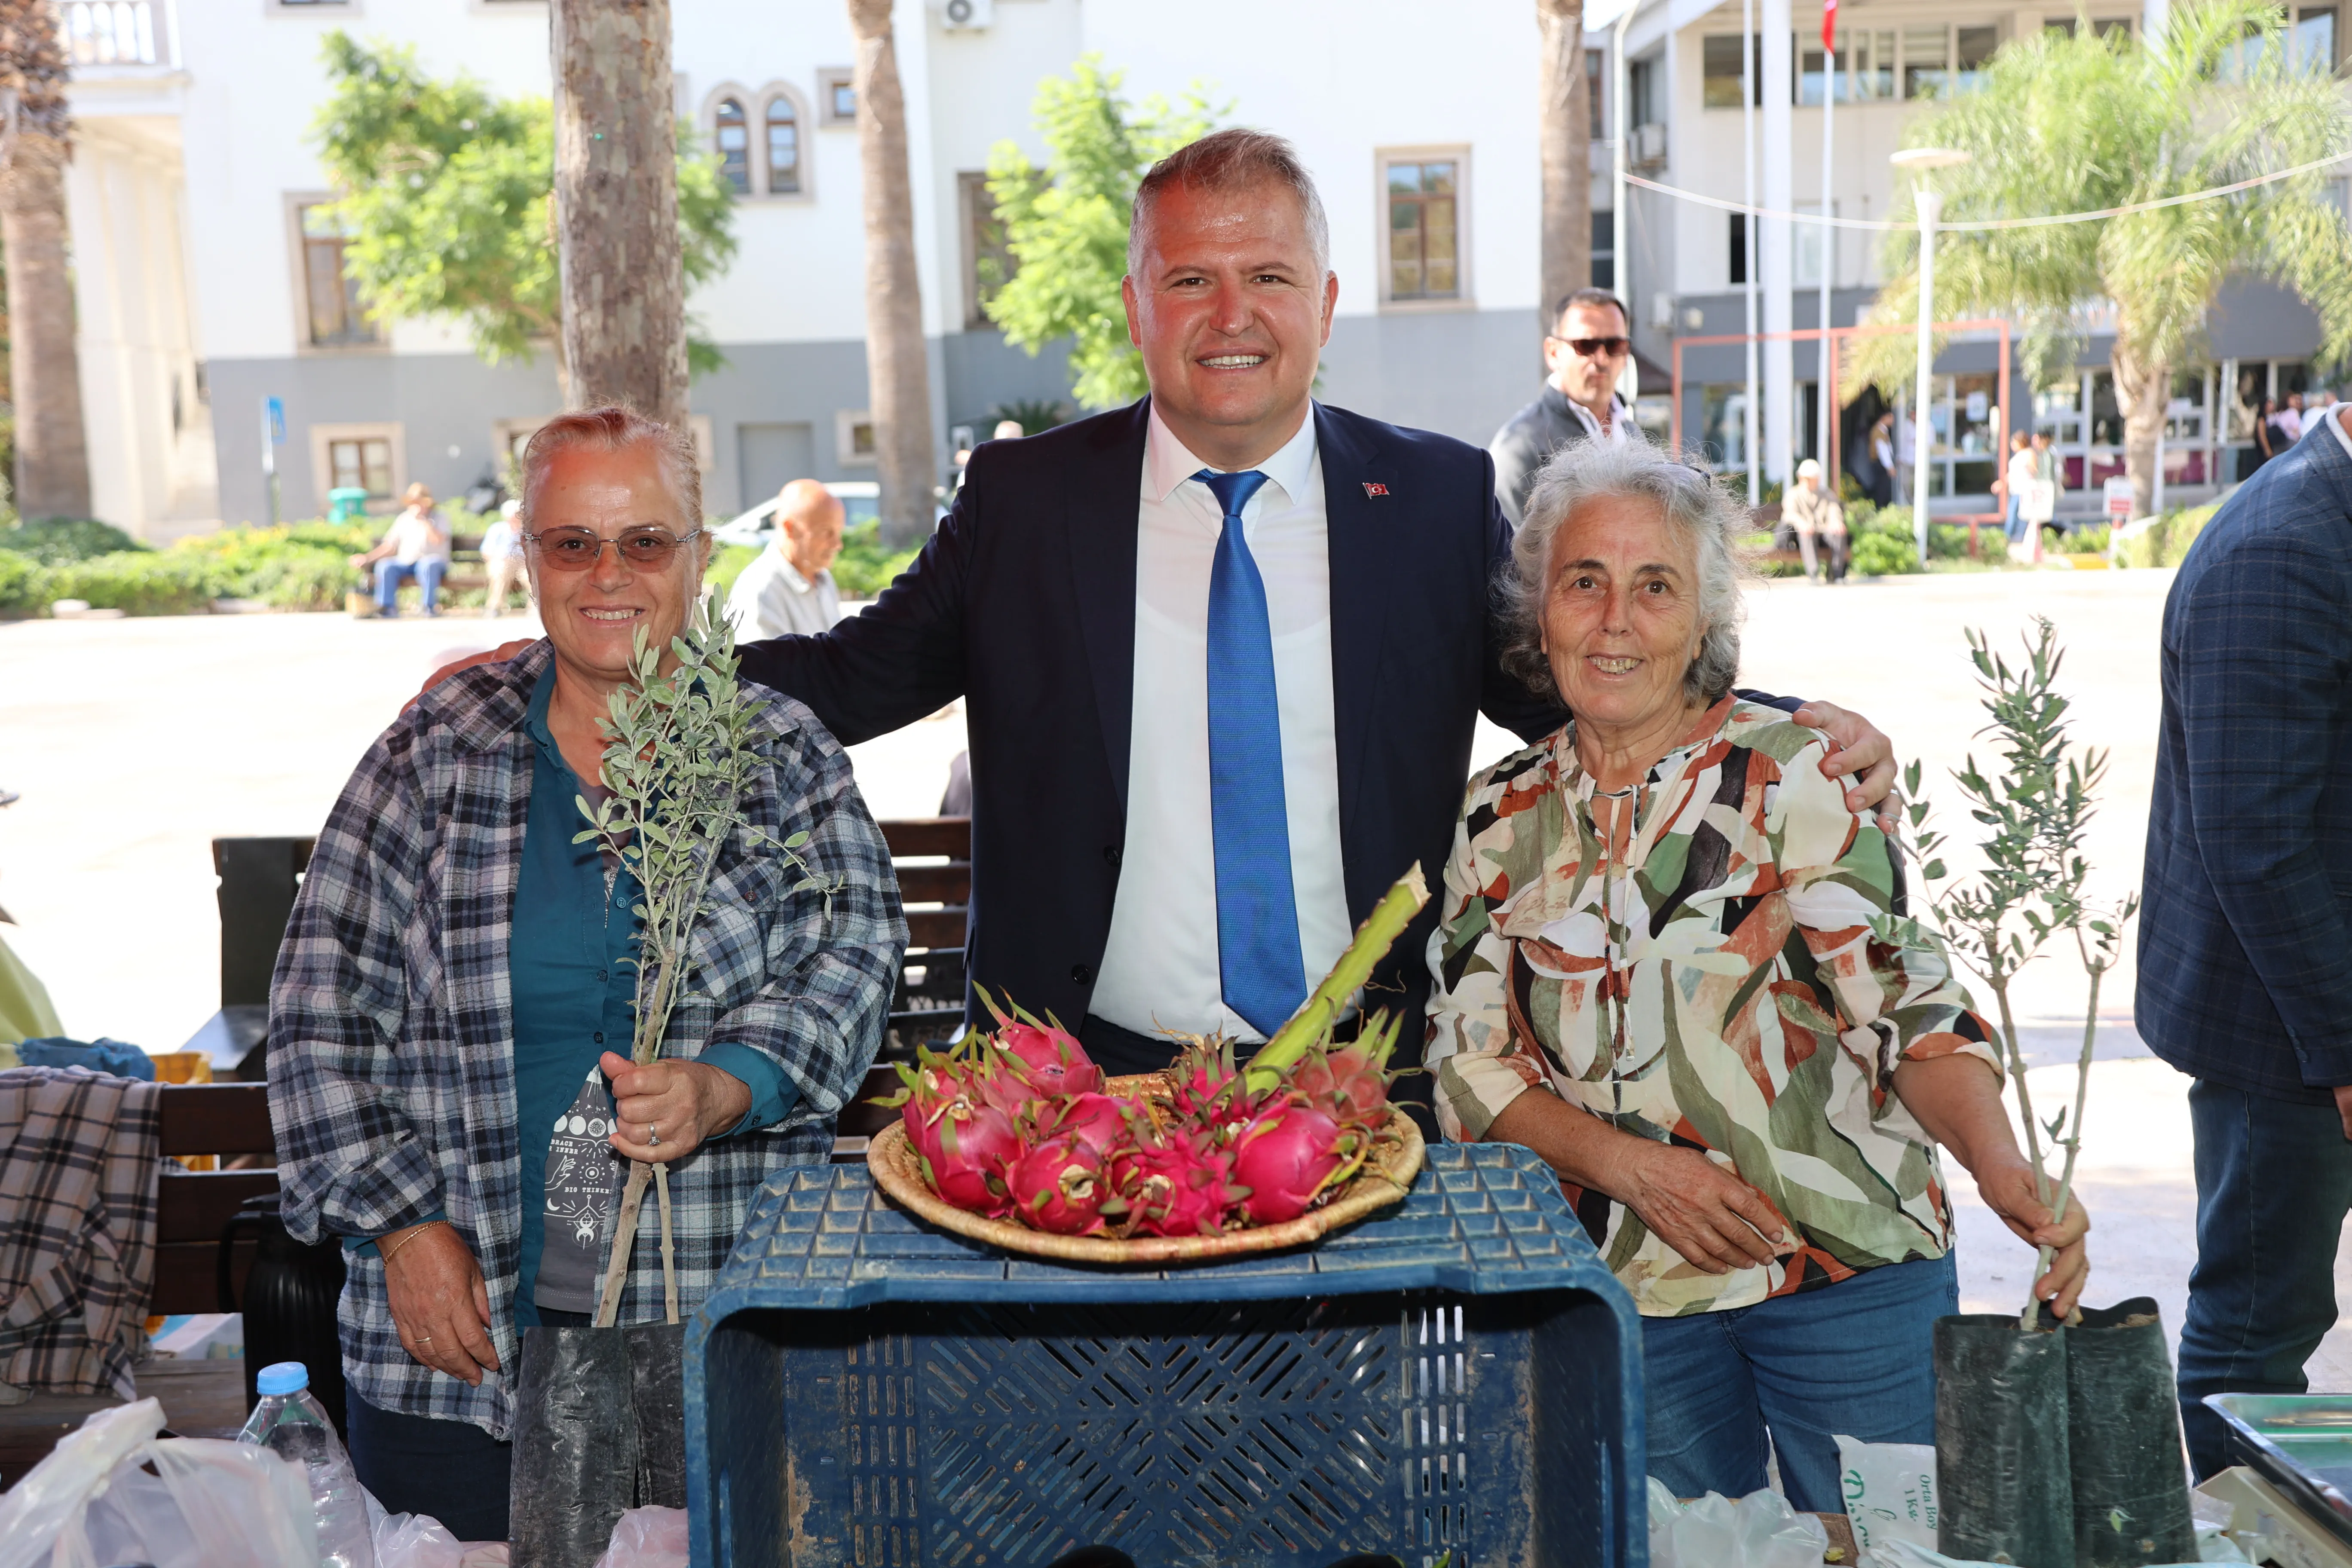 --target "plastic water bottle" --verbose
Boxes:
[237,1361,378,1568]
